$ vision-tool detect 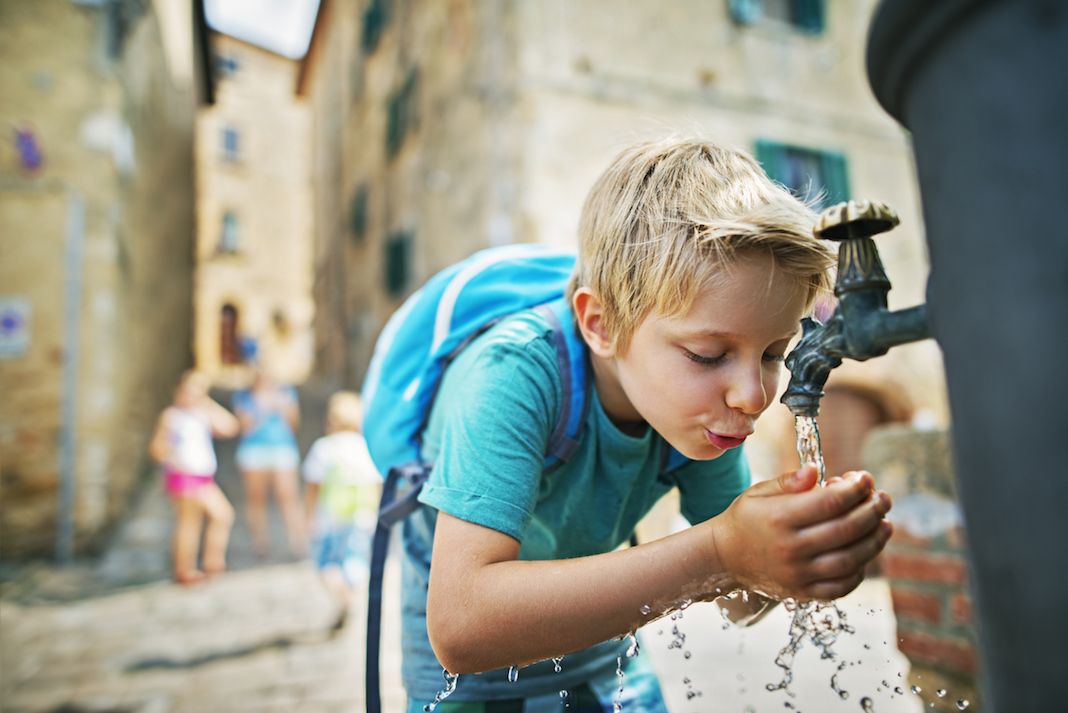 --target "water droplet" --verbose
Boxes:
[957,700,969,710]
[912,686,922,694]
[687,691,698,700]
[684,651,691,659]
[560,690,568,700]
[508,666,519,683]
[683,677,691,684]
[640,604,651,615]
[681,598,693,610]
[864,643,871,649]
[882,681,891,688]
[613,703,622,713]
[895,687,904,695]
[553,657,563,673]
[861,697,876,712]
[742,590,749,602]
[671,613,677,620]
[937,689,947,698]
